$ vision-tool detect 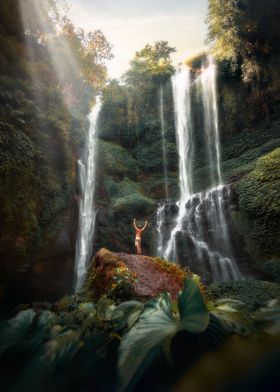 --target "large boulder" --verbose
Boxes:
[83,248,190,301]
